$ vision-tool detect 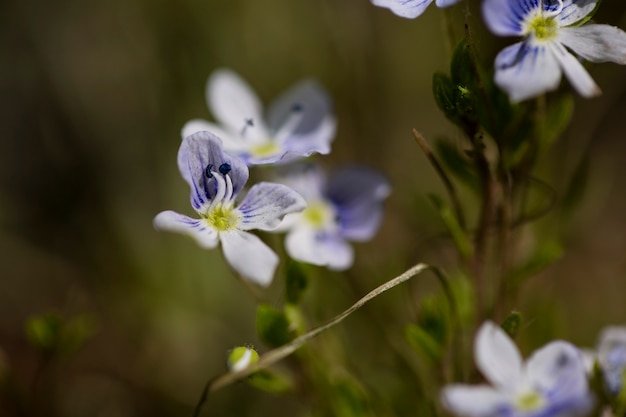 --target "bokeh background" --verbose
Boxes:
[2,0,626,415]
